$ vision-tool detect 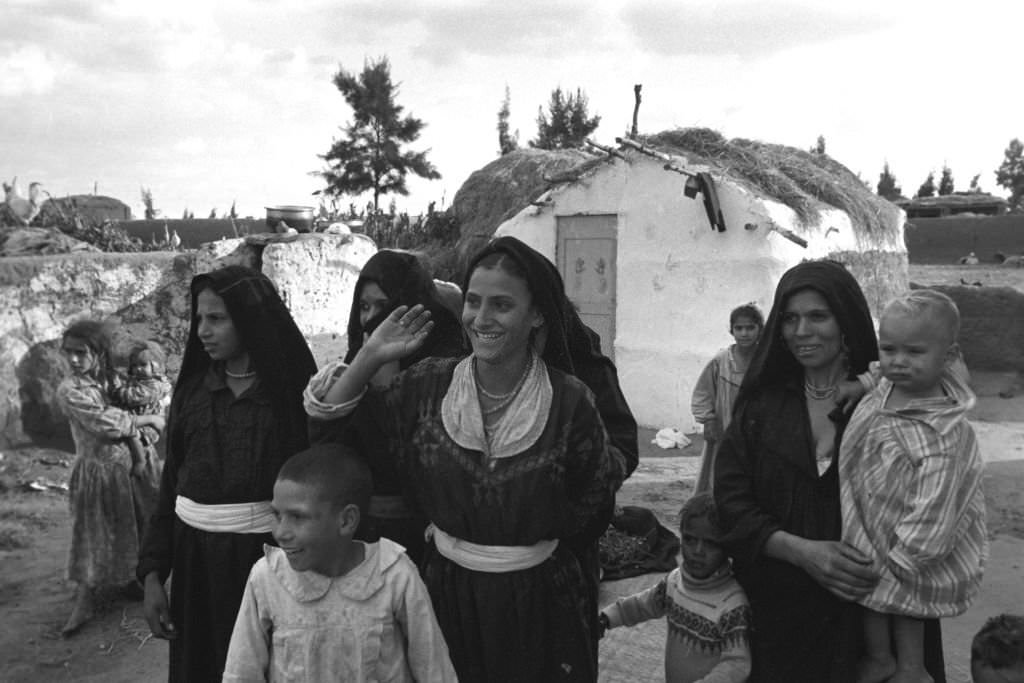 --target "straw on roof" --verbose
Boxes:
[450,147,603,263]
[644,128,901,239]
